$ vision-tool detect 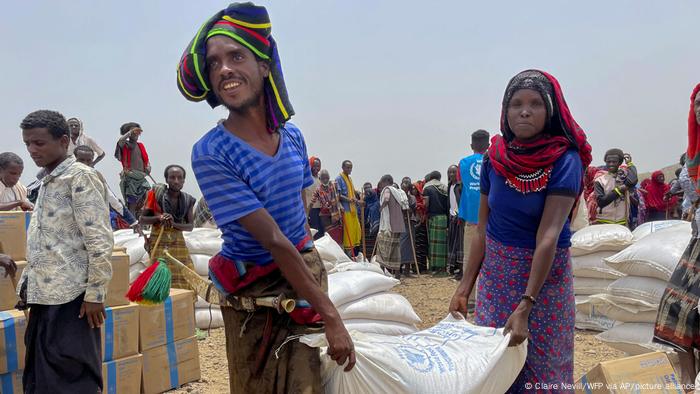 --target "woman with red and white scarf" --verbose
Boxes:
[450,70,591,393]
